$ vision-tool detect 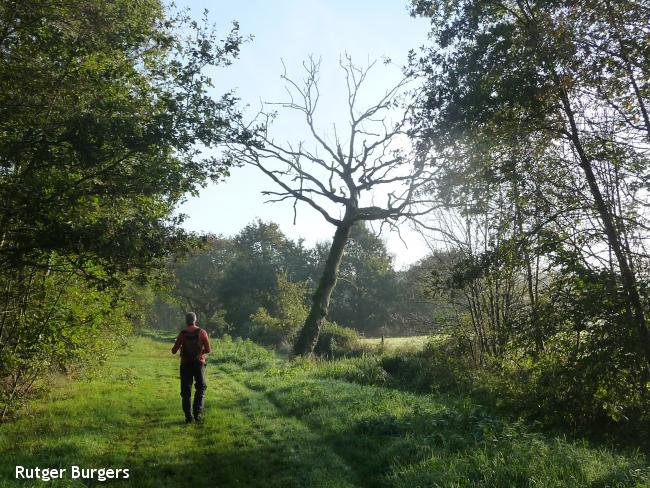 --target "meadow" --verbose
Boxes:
[359,336,431,350]
[0,335,648,488]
